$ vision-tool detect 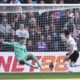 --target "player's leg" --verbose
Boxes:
[63,51,79,72]
[70,61,76,67]
[69,51,79,67]
[28,54,40,67]
[63,53,72,72]
[19,59,35,68]
[63,53,70,65]
[68,52,79,73]
[19,60,25,64]
[24,59,36,68]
